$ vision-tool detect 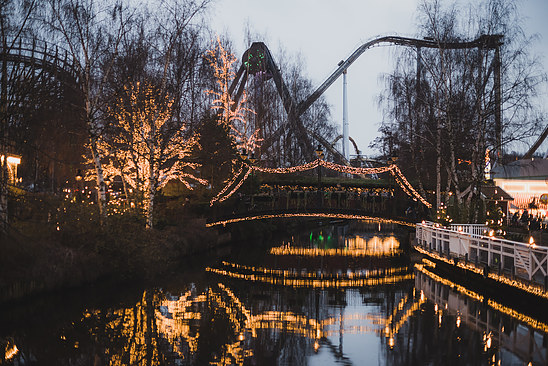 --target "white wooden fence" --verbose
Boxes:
[416,221,548,282]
